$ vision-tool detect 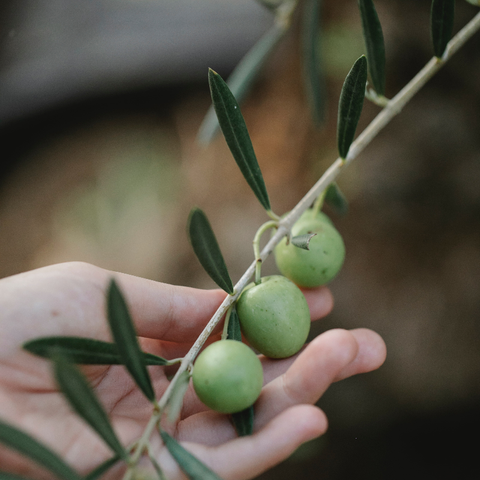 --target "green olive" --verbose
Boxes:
[236,275,311,359]
[274,210,345,288]
[192,339,263,414]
